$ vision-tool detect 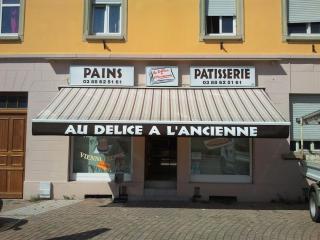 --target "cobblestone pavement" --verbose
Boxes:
[0,199,320,240]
